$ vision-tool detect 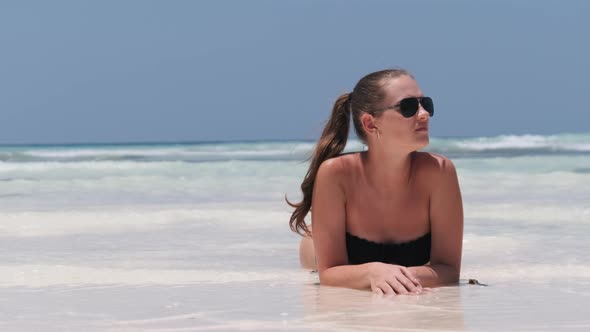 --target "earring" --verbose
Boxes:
[375,128,381,139]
